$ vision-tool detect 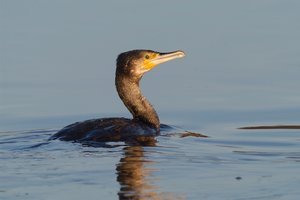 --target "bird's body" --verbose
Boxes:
[50,118,158,141]
[50,49,192,144]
